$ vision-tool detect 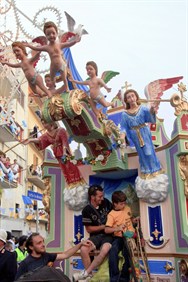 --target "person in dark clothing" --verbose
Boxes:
[0,229,17,282]
[30,125,38,138]
[73,184,113,281]
[15,232,91,280]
